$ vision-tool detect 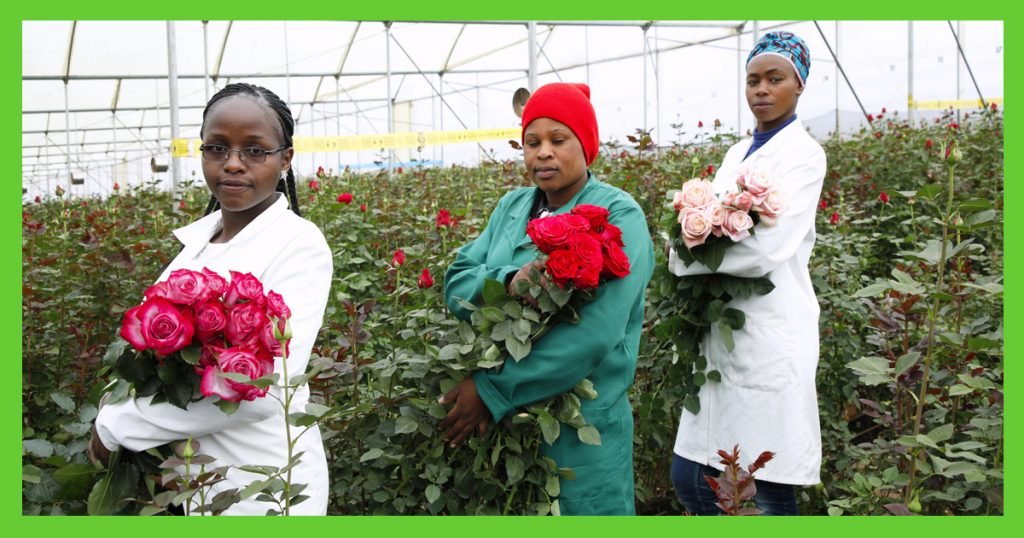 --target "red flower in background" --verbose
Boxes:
[113,182,120,191]
[337,192,353,204]
[34,195,41,203]
[706,165,716,176]
[435,209,453,228]
[830,212,840,225]
[179,200,186,210]
[925,139,934,150]
[991,103,998,112]
[867,114,874,122]
[417,268,434,288]
[397,167,404,174]
[698,121,704,128]
[316,166,325,178]
[392,248,406,267]
[879,191,890,204]
[819,199,828,210]
[309,180,320,192]
[360,203,367,212]
[948,122,960,131]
